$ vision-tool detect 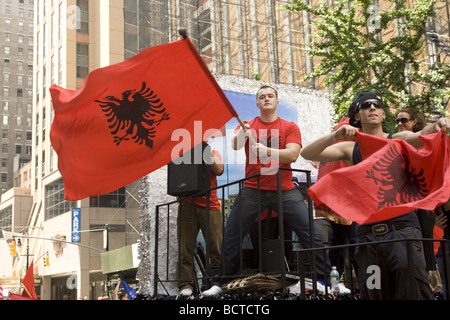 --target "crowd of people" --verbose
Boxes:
[175,85,450,300]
